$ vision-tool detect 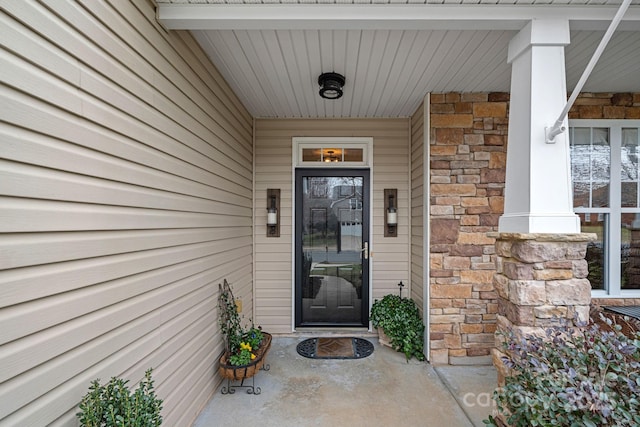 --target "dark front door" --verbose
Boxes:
[295,169,370,327]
